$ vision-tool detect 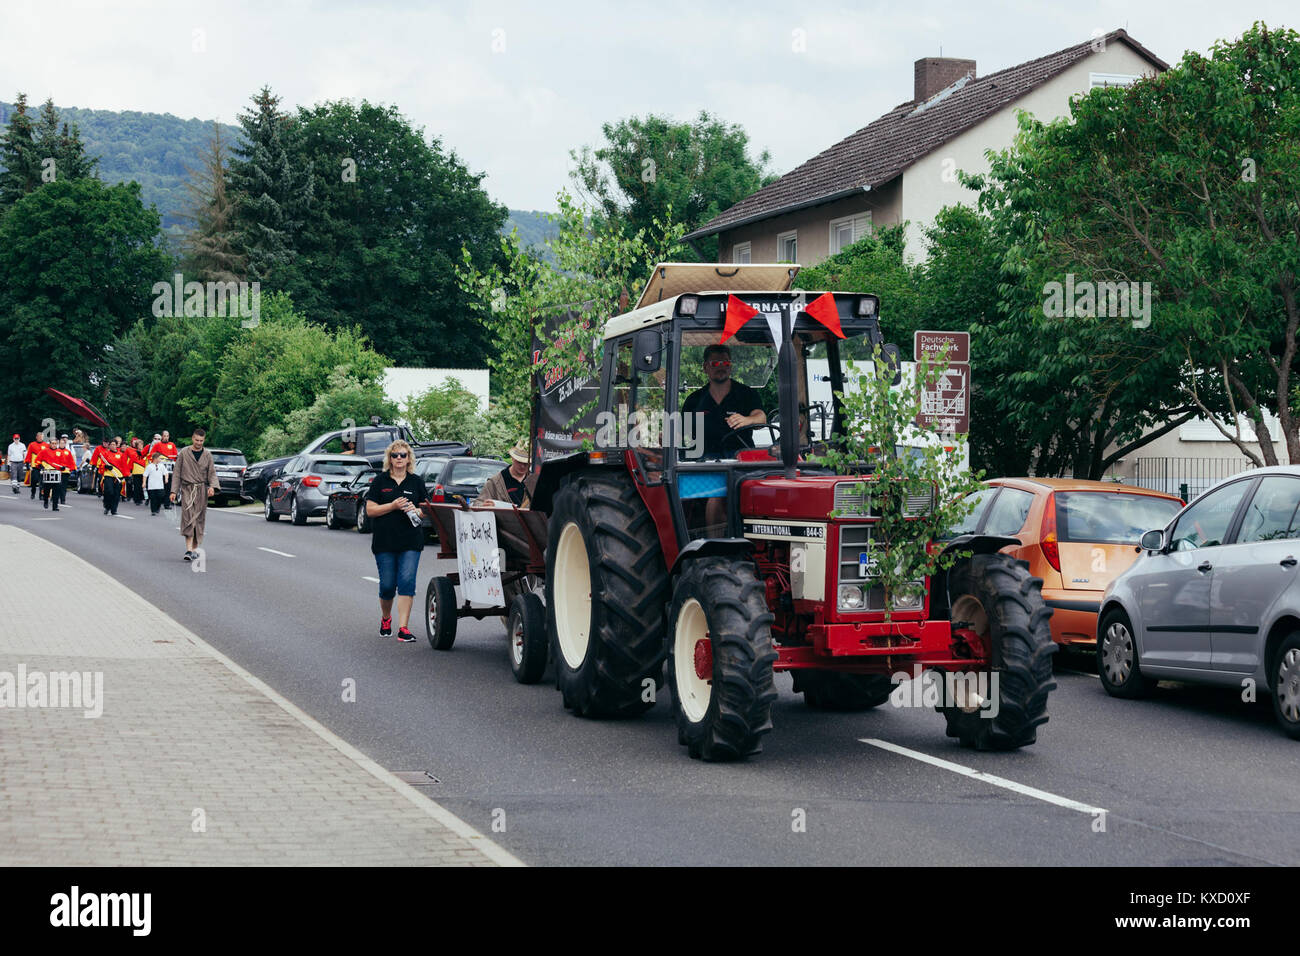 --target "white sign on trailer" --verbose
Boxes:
[455,510,504,607]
